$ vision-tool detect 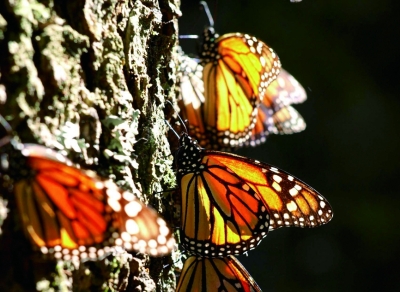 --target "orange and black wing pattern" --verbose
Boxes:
[183,28,281,150]
[177,134,269,257]
[248,69,307,146]
[1,143,175,260]
[177,255,261,292]
[200,29,281,149]
[203,150,333,231]
[177,133,332,257]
